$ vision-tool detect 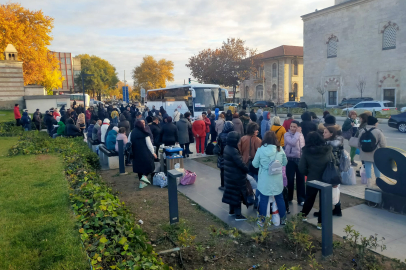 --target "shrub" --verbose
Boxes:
[8,132,169,270]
